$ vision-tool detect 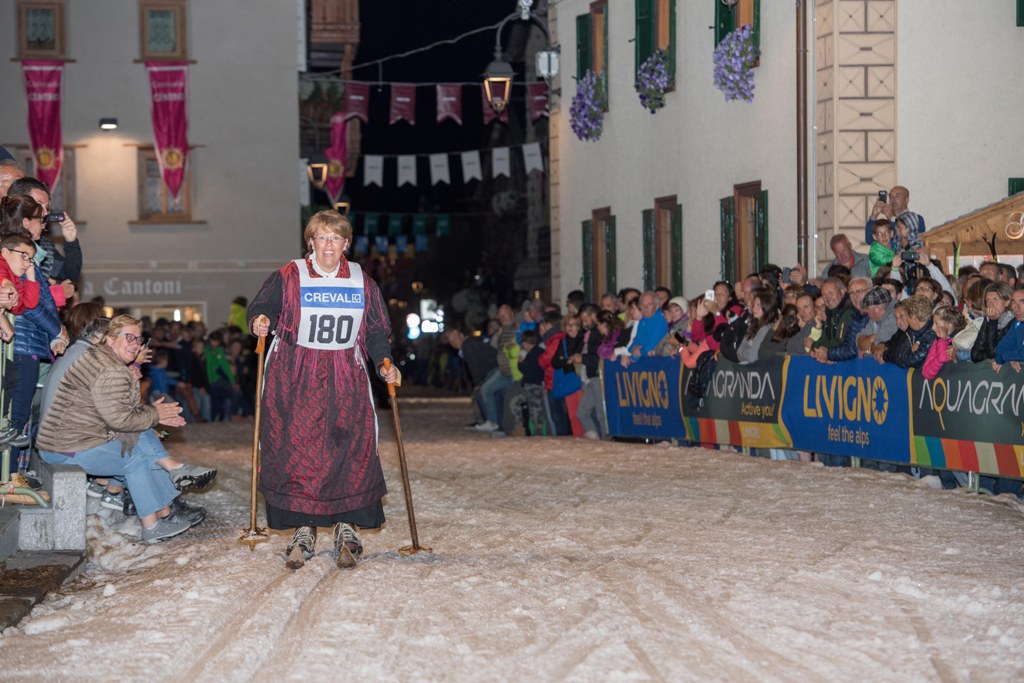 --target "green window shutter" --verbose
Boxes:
[754,190,769,269]
[668,0,677,83]
[1009,178,1024,196]
[753,0,761,57]
[576,13,592,79]
[720,196,735,283]
[671,203,683,295]
[605,215,617,295]
[635,0,654,79]
[1019,0,1024,27]
[642,208,656,291]
[582,219,594,300]
[714,0,736,46]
